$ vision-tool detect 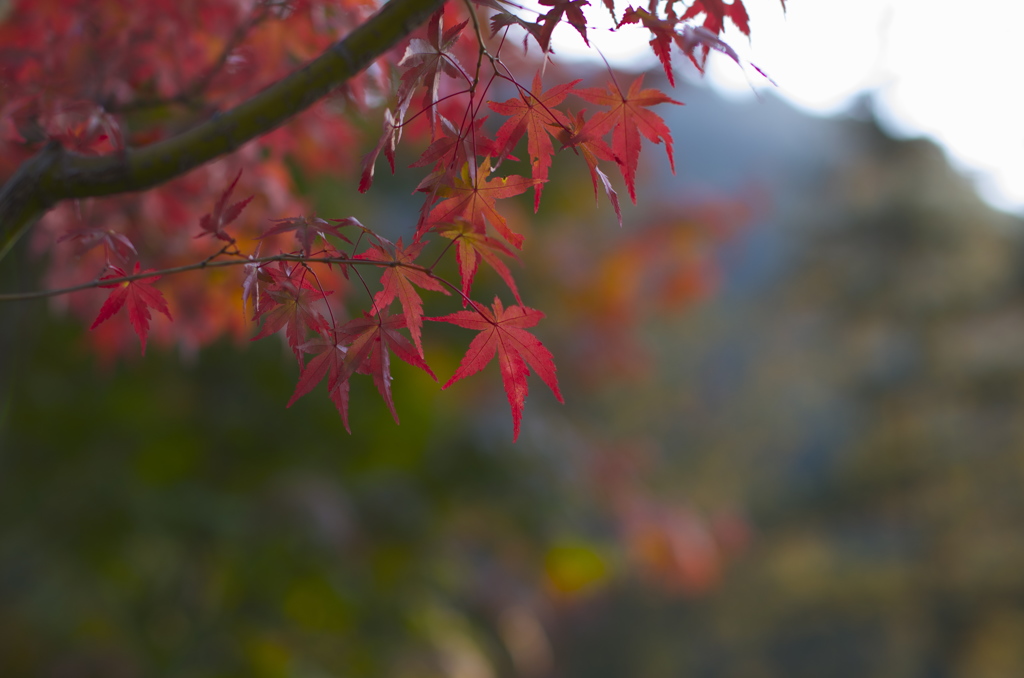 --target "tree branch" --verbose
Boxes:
[0,252,480,313]
[0,255,350,302]
[0,0,447,262]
